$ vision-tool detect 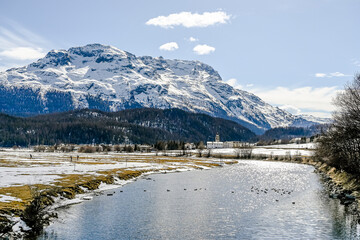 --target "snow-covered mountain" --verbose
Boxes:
[297,114,332,125]
[0,44,328,134]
